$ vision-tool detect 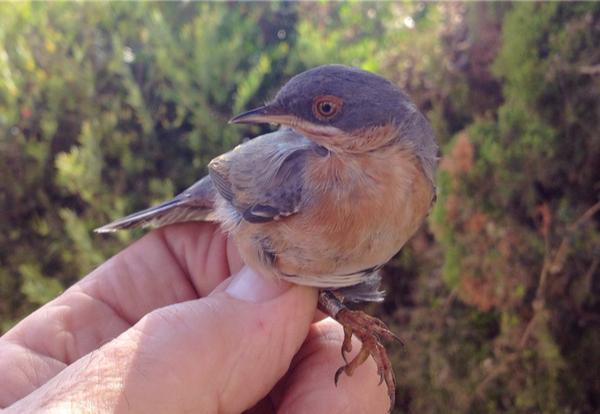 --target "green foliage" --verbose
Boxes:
[19,263,63,306]
[430,2,600,413]
[1,2,599,413]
